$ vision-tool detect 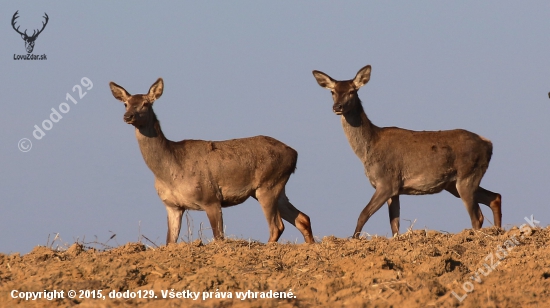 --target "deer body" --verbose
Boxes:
[313,65,502,237]
[140,131,296,210]
[110,79,314,244]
